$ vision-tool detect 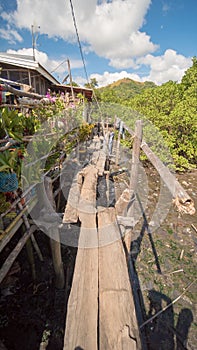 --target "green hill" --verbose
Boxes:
[97,78,156,102]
